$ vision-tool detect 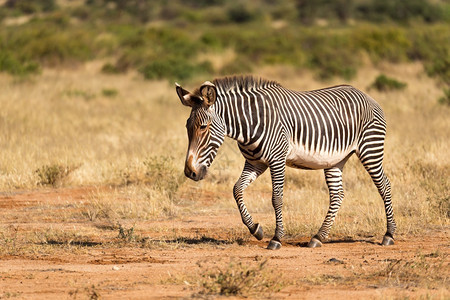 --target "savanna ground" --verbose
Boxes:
[0,60,448,299]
